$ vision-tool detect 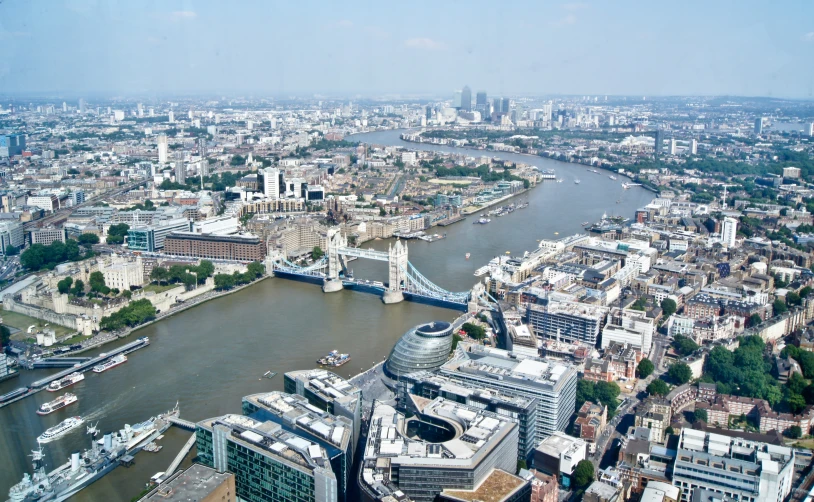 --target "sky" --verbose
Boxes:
[0,0,813,98]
